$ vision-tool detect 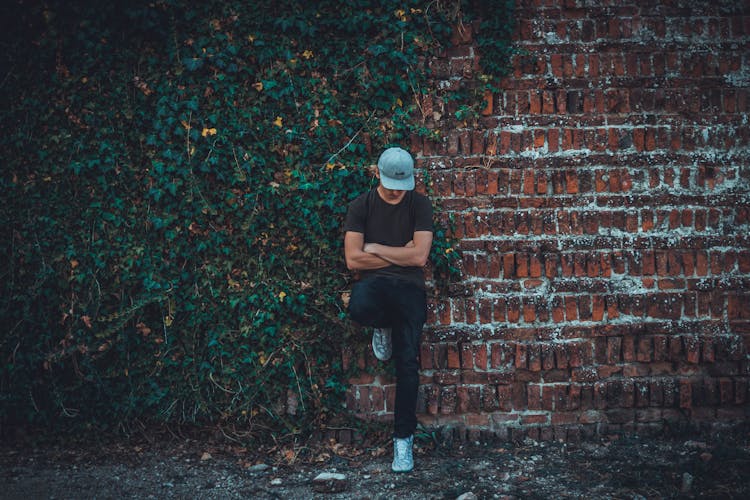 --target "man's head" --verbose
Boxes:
[377,147,414,191]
